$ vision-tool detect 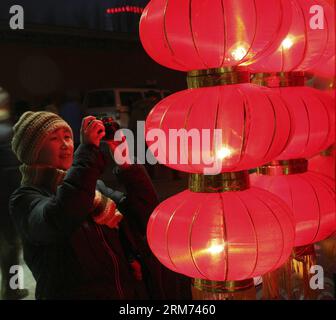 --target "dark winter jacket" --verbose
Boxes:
[9,143,162,299]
